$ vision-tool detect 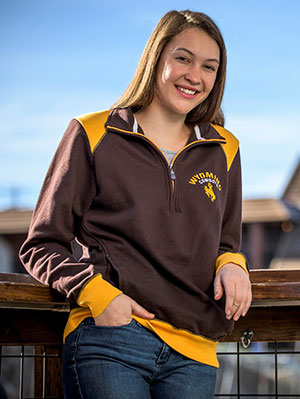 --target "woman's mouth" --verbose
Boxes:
[175,85,199,97]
